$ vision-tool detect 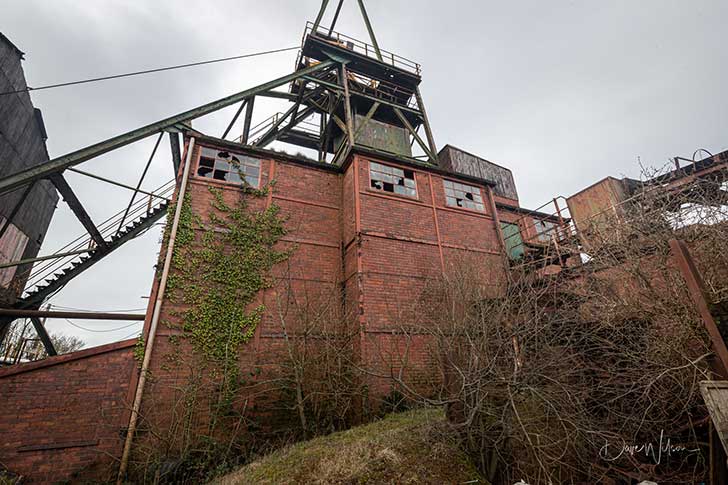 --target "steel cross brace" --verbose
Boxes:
[0,60,335,196]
